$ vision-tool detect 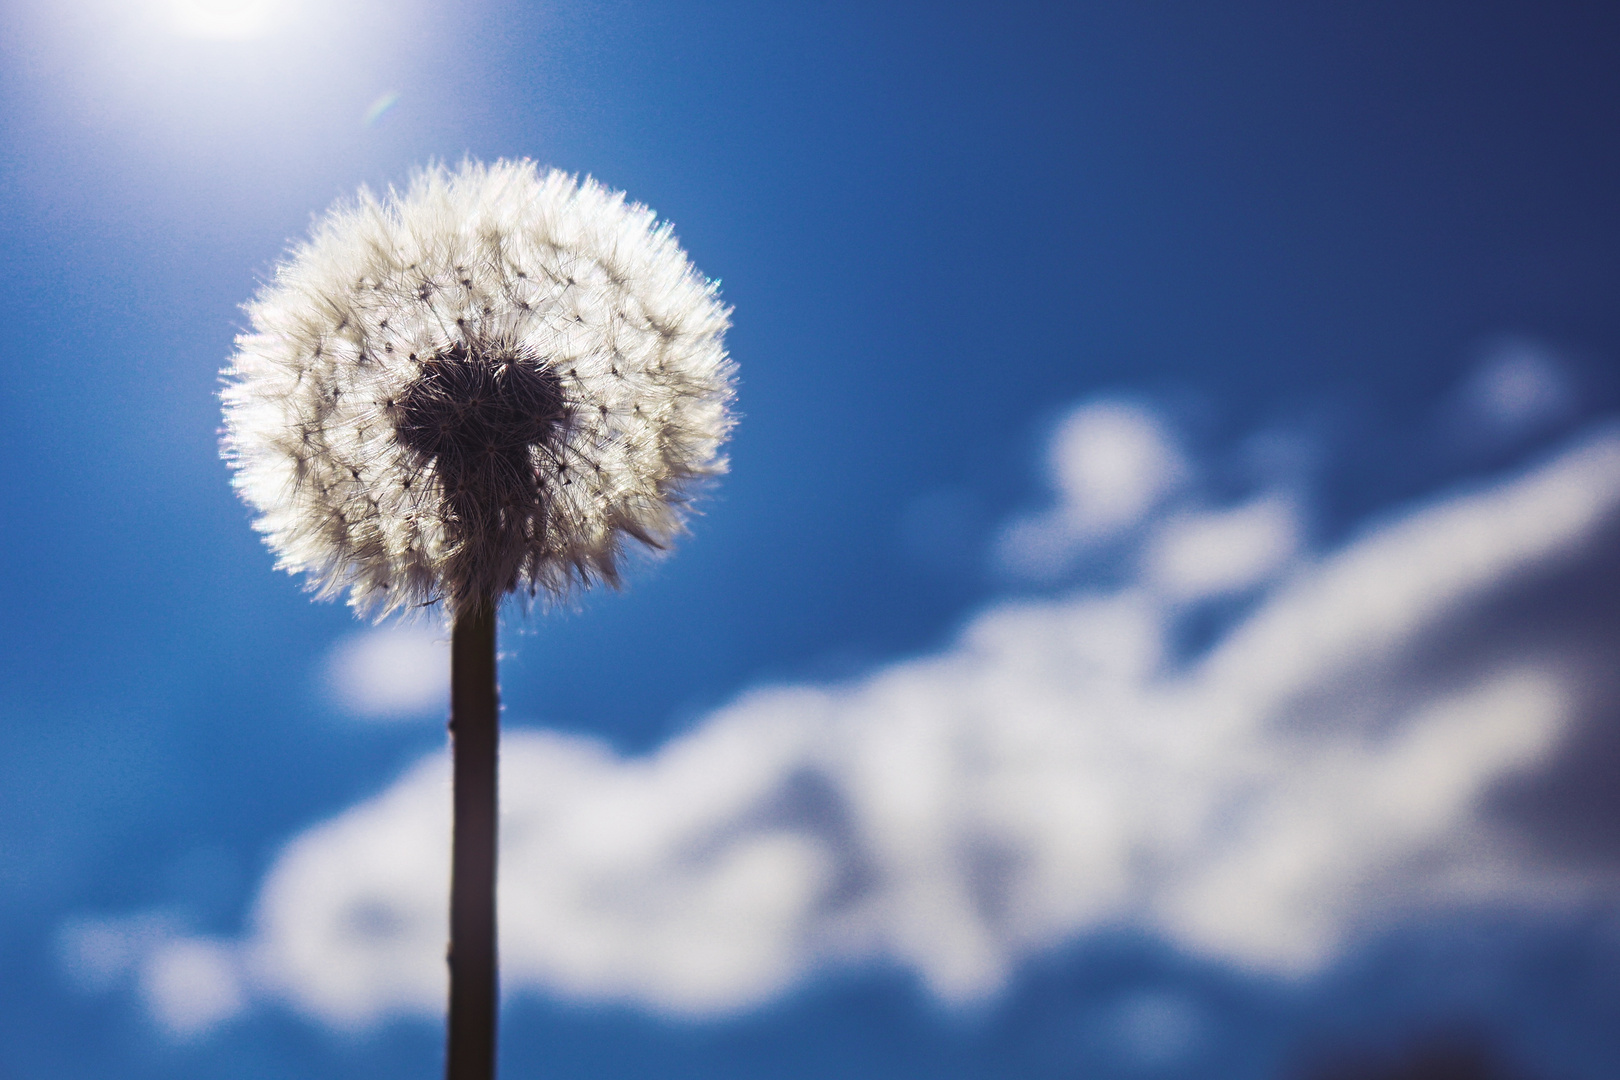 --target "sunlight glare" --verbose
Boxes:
[166,0,280,40]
